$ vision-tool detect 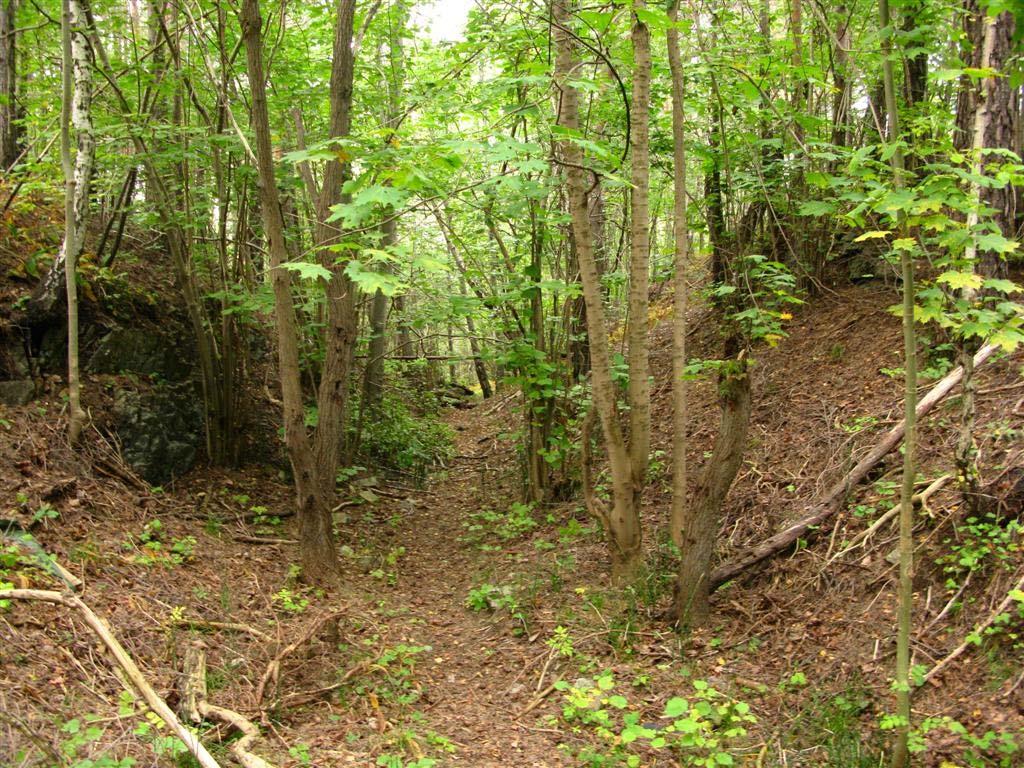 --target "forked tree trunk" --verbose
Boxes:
[59,0,94,444]
[667,0,689,548]
[675,360,750,625]
[309,0,359,502]
[241,0,339,581]
[554,0,641,579]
